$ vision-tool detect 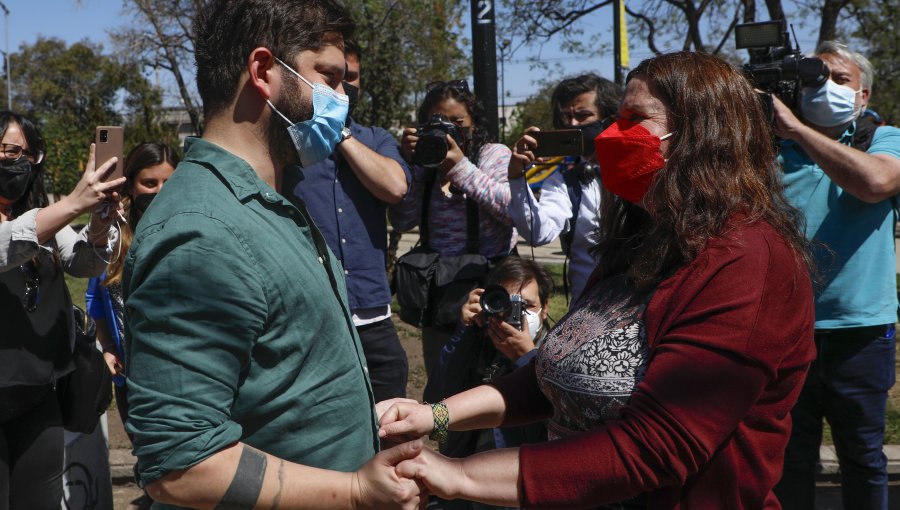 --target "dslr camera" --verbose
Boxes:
[735,20,829,115]
[480,284,525,330]
[413,114,465,168]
